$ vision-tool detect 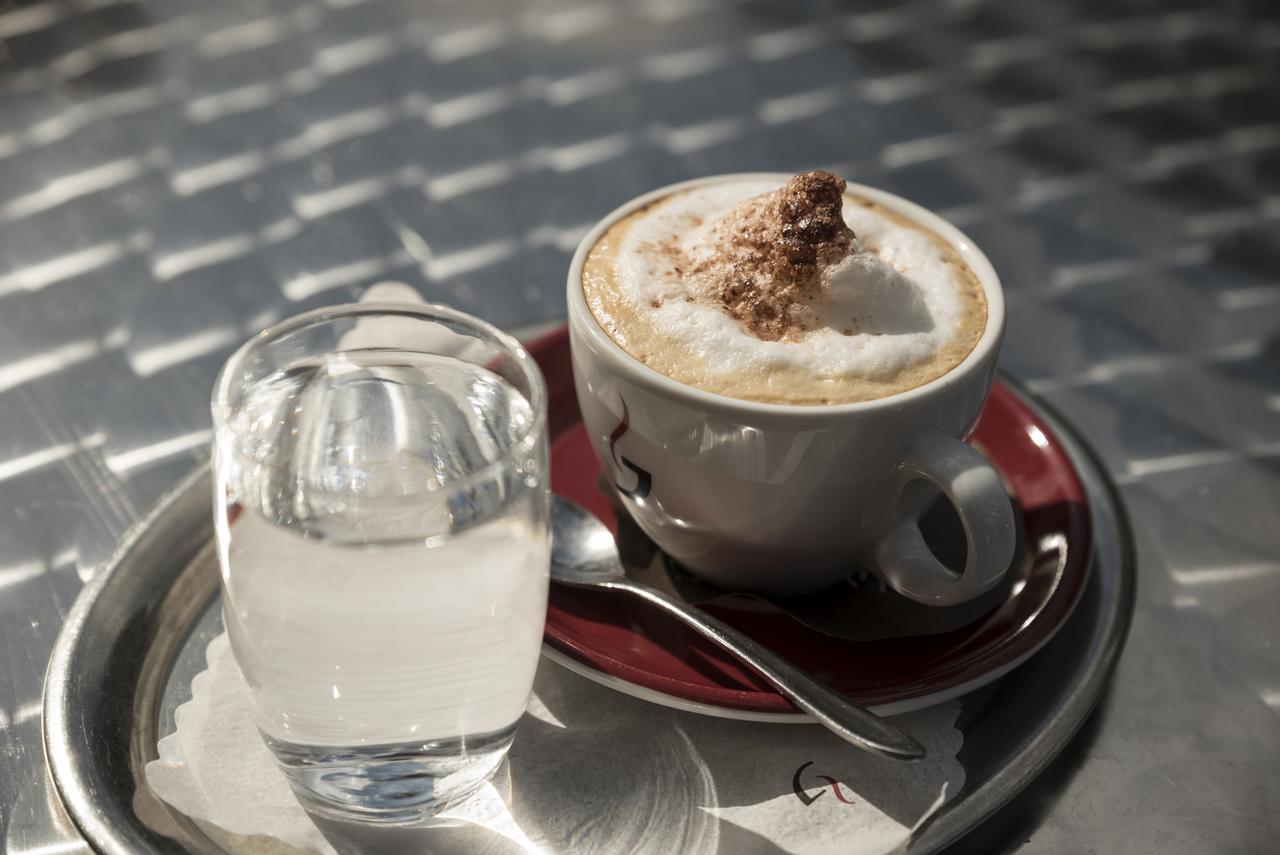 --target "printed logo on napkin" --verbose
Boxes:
[792,761,859,807]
